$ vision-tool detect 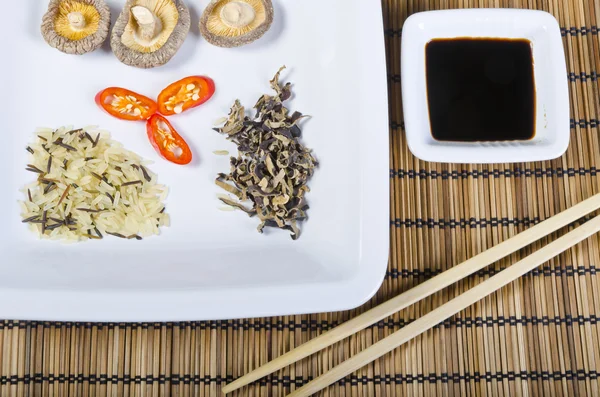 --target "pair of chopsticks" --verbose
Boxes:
[223,193,600,397]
